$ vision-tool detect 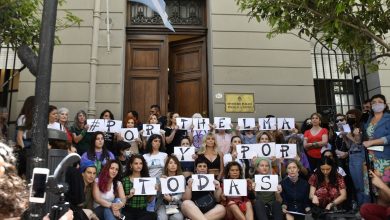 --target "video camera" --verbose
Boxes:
[27,153,80,220]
